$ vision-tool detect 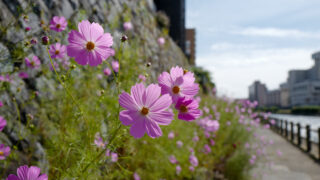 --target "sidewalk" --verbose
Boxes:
[251,127,320,180]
